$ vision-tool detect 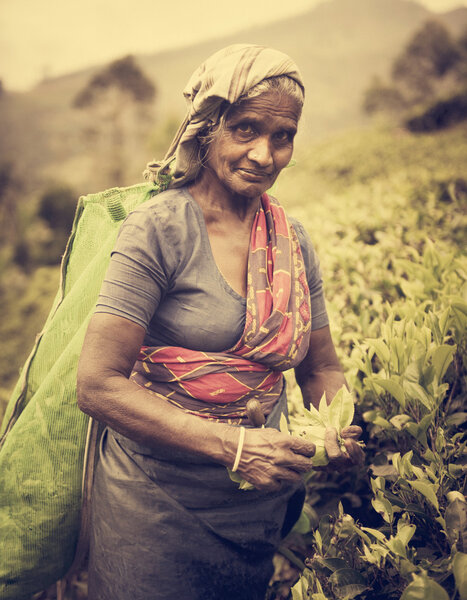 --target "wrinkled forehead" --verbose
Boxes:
[225,92,302,126]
